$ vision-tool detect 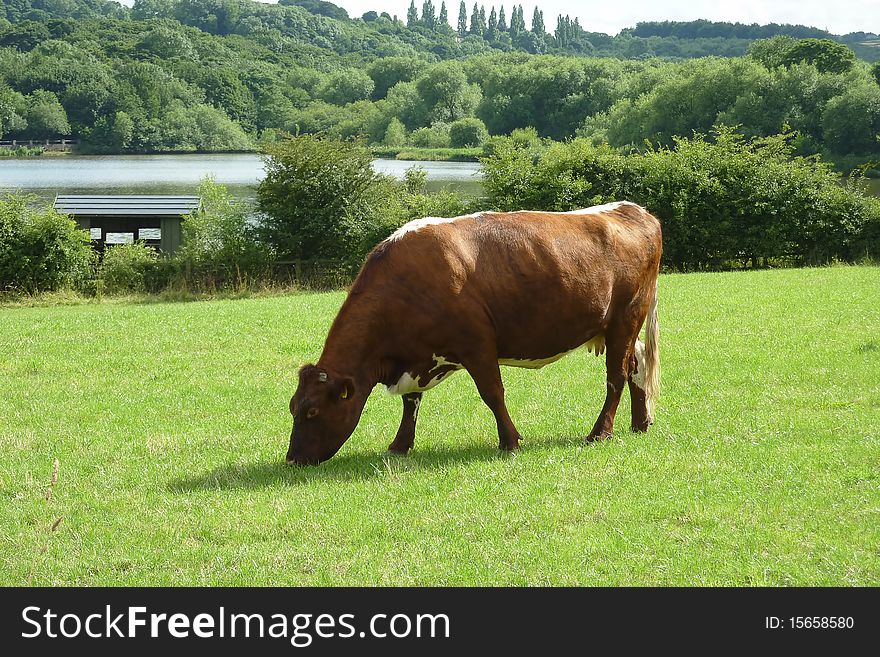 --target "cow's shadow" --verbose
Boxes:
[168,436,590,492]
